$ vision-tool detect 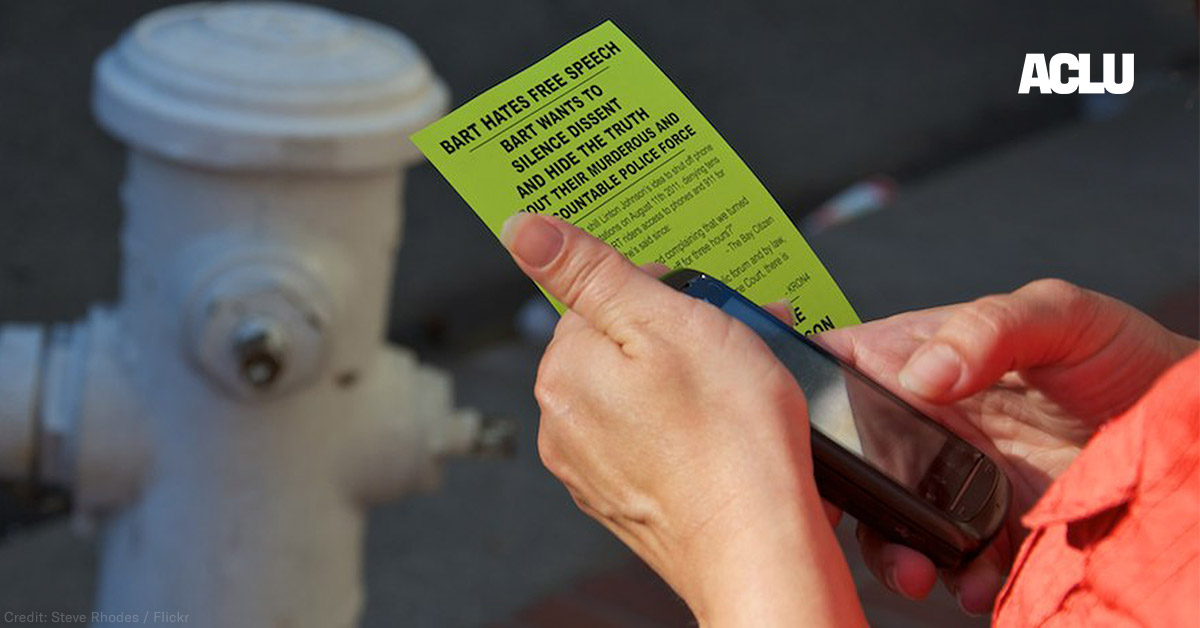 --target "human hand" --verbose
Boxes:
[818,279,1198,614]
[501,213,867,628]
